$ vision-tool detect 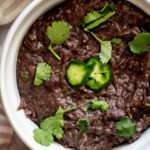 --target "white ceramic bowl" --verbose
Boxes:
[1,0,150,150]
